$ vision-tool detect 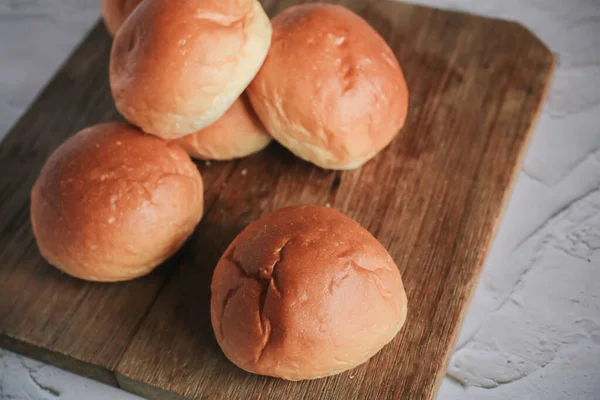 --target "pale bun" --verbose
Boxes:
[110,0,272,139]
[31,123,204,282]
[247,4,409,170]
[175,94,271,160]
[101,0,143,36]
[211,206,407,380]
